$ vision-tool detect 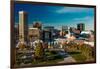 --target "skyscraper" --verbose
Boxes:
[29,28,40,41]
[77,23,85,32]
[19,11,28,43]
